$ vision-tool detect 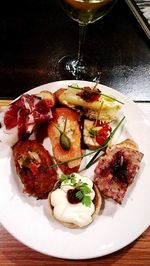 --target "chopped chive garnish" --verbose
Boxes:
[68,85,83,90]
[48,149,100,168]
[101,93,124,105]
[49,116,125,170]
[85,116,125,169]
[68,85,124,104]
